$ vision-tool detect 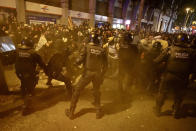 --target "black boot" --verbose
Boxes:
[66,91,79,120]
[22,95,34,116]
[65,107,75,120]
[93,91,103,119]
[154,93,165,117]
[96,108,103,119]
